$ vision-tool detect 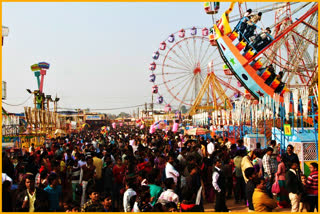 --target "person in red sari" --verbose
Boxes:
[275,155,290,208]
[112,156,126,211]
